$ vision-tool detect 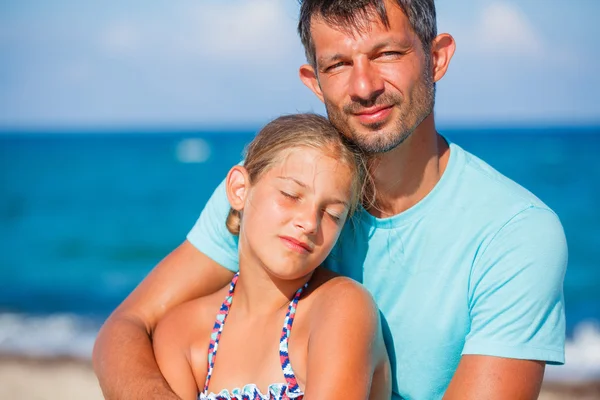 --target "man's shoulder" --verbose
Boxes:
[451,144,566,266]
[451,143,555,219]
